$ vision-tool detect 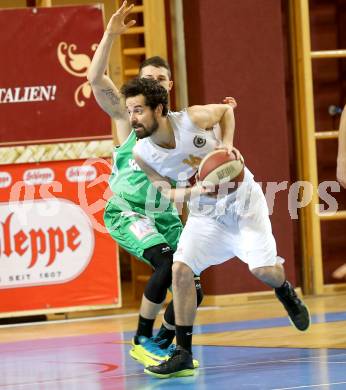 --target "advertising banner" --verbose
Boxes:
[0,5,111,144]
[0,158,120,313]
